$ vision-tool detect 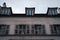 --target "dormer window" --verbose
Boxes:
[47,8,57,15]
[2,8,11,15]
[0,2,12,15]
[25,7,35,15]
